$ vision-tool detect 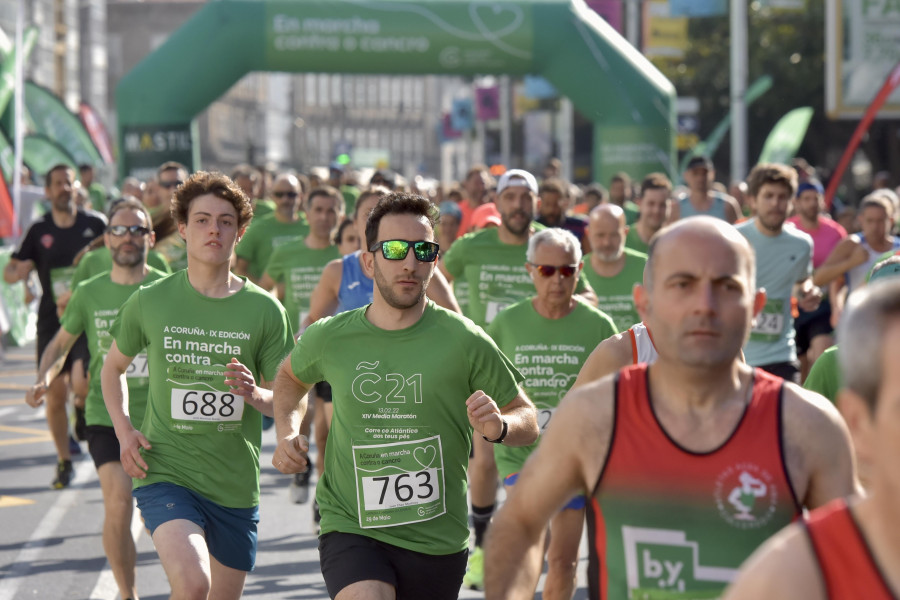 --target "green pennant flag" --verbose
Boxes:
[21,82,103,166]
[758,107,814,165]
[23,133,77,178]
